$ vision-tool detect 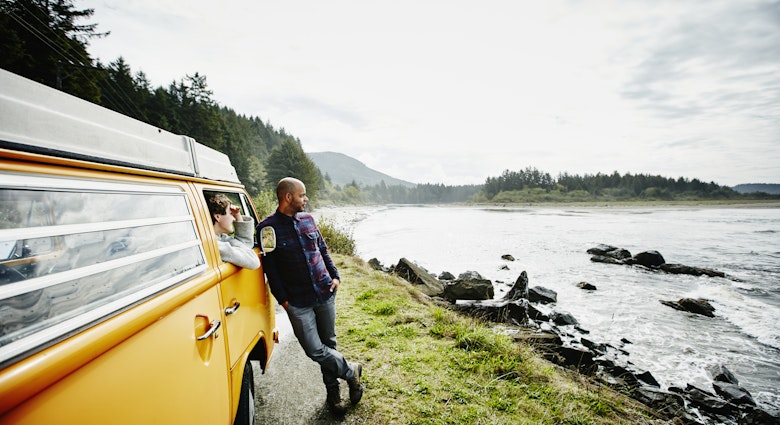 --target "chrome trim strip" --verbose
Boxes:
[0,171,185,194]
[0,215,195,242]
[0,240,203,301]
[0,263,208,365]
